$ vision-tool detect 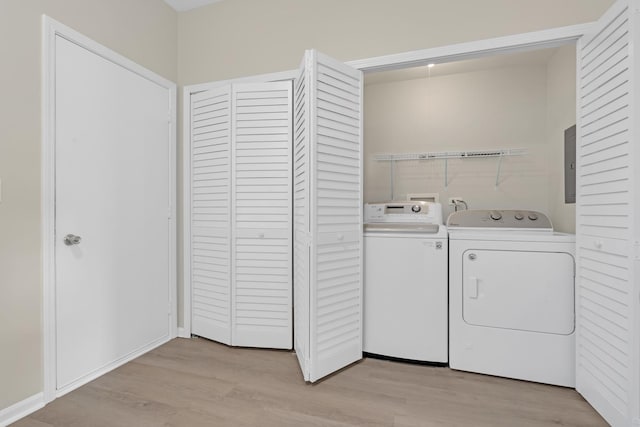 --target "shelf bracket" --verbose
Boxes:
[495,154,504,189]
[390,159,396,200]
[444,158,449,188]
